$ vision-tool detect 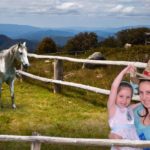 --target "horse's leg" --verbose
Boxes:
[9,79,16,109]
[0,83,3,108]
